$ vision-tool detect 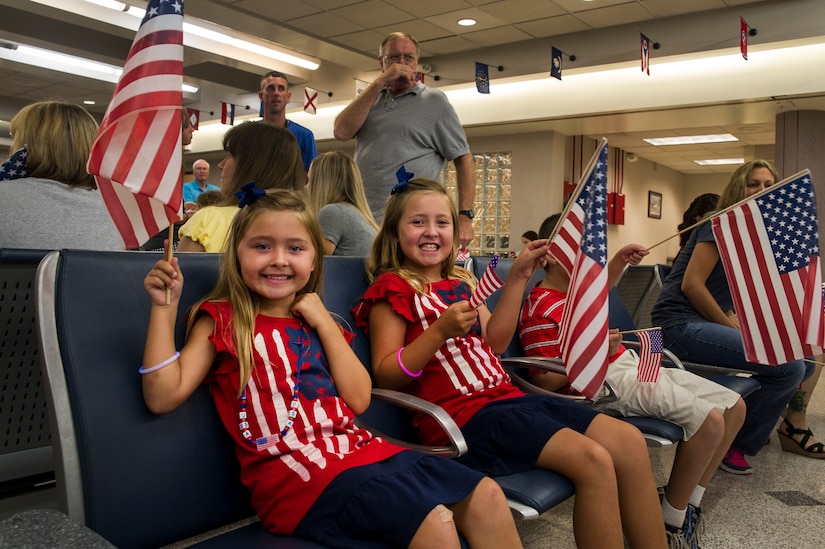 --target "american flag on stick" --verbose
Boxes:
[712,170,824,364]
[469,254,503,309]
[554,139,610,399]
[635,328,663,383]
[88,0,184,250]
